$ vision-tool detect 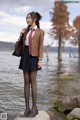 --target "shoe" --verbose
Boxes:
[21,110,31,117]
[27,109,38,117]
